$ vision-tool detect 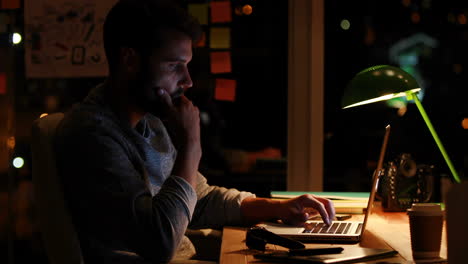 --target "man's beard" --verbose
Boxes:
[170,87,184,105]
[131,67,161,118]
[133,70,185,119]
